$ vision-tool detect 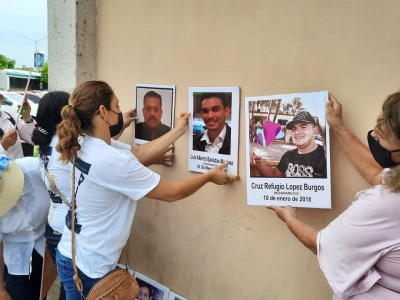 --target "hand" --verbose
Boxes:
[149,145,175,166]
[0,287,12,300]
[326,93,345,130]
[250,151,261,167]
[123,108,137,129]
[18,95,32,119]
[208,161,240,185]
[174,112,190,132]
[1,129,18,150]
[266,205,297,224]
